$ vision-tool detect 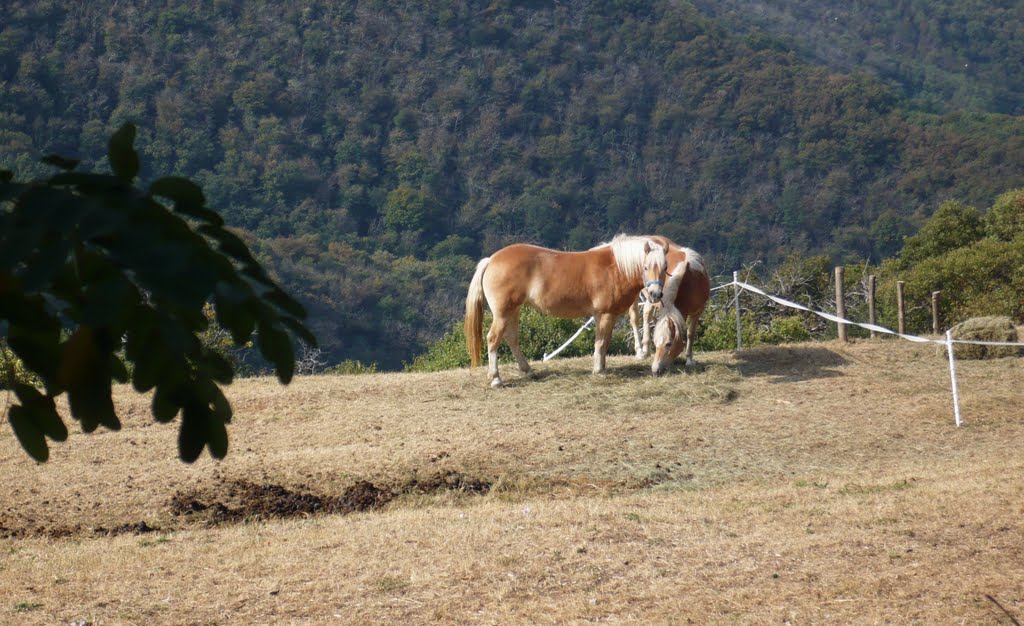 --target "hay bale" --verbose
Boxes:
[950,316,1020,360]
